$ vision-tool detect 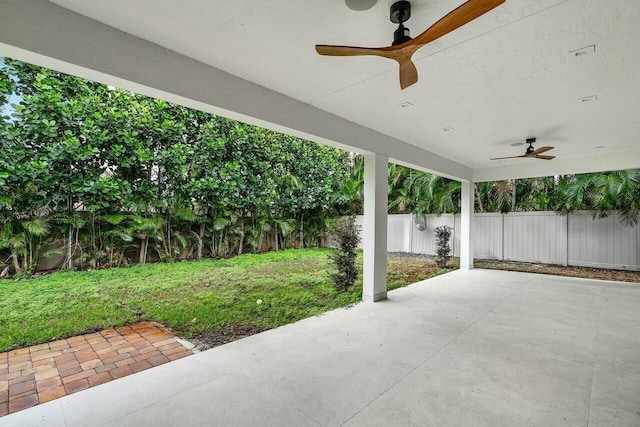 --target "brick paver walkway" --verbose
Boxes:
[0,322,193,417]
